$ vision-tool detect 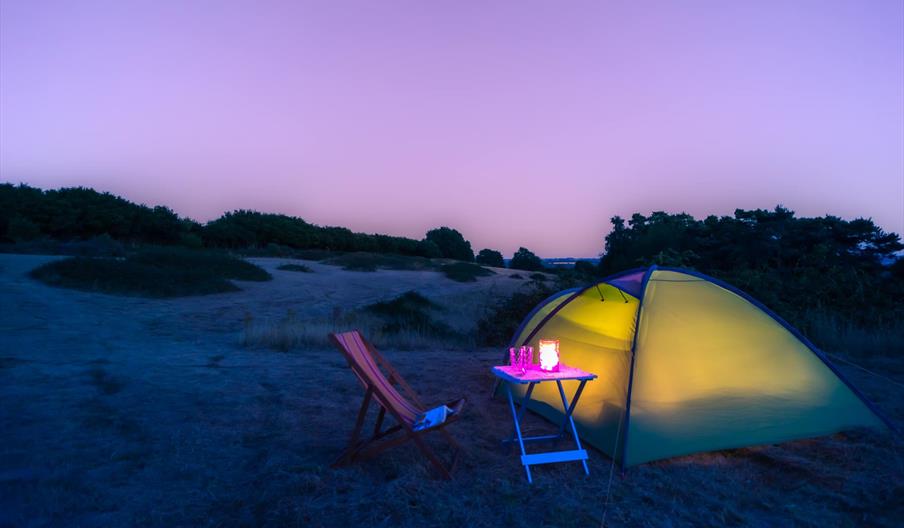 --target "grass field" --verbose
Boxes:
[1,254,901,526]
